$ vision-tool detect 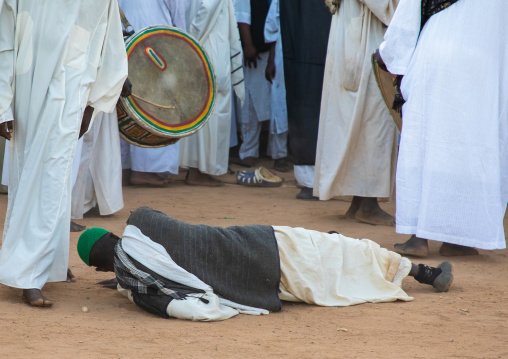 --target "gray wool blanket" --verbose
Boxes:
[126,207,282,312]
